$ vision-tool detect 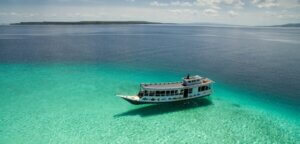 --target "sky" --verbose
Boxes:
[0,0,300,25]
